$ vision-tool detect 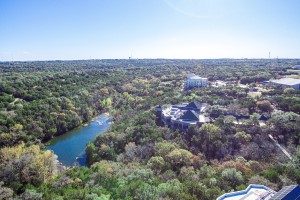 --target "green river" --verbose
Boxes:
[46,114,111,166]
